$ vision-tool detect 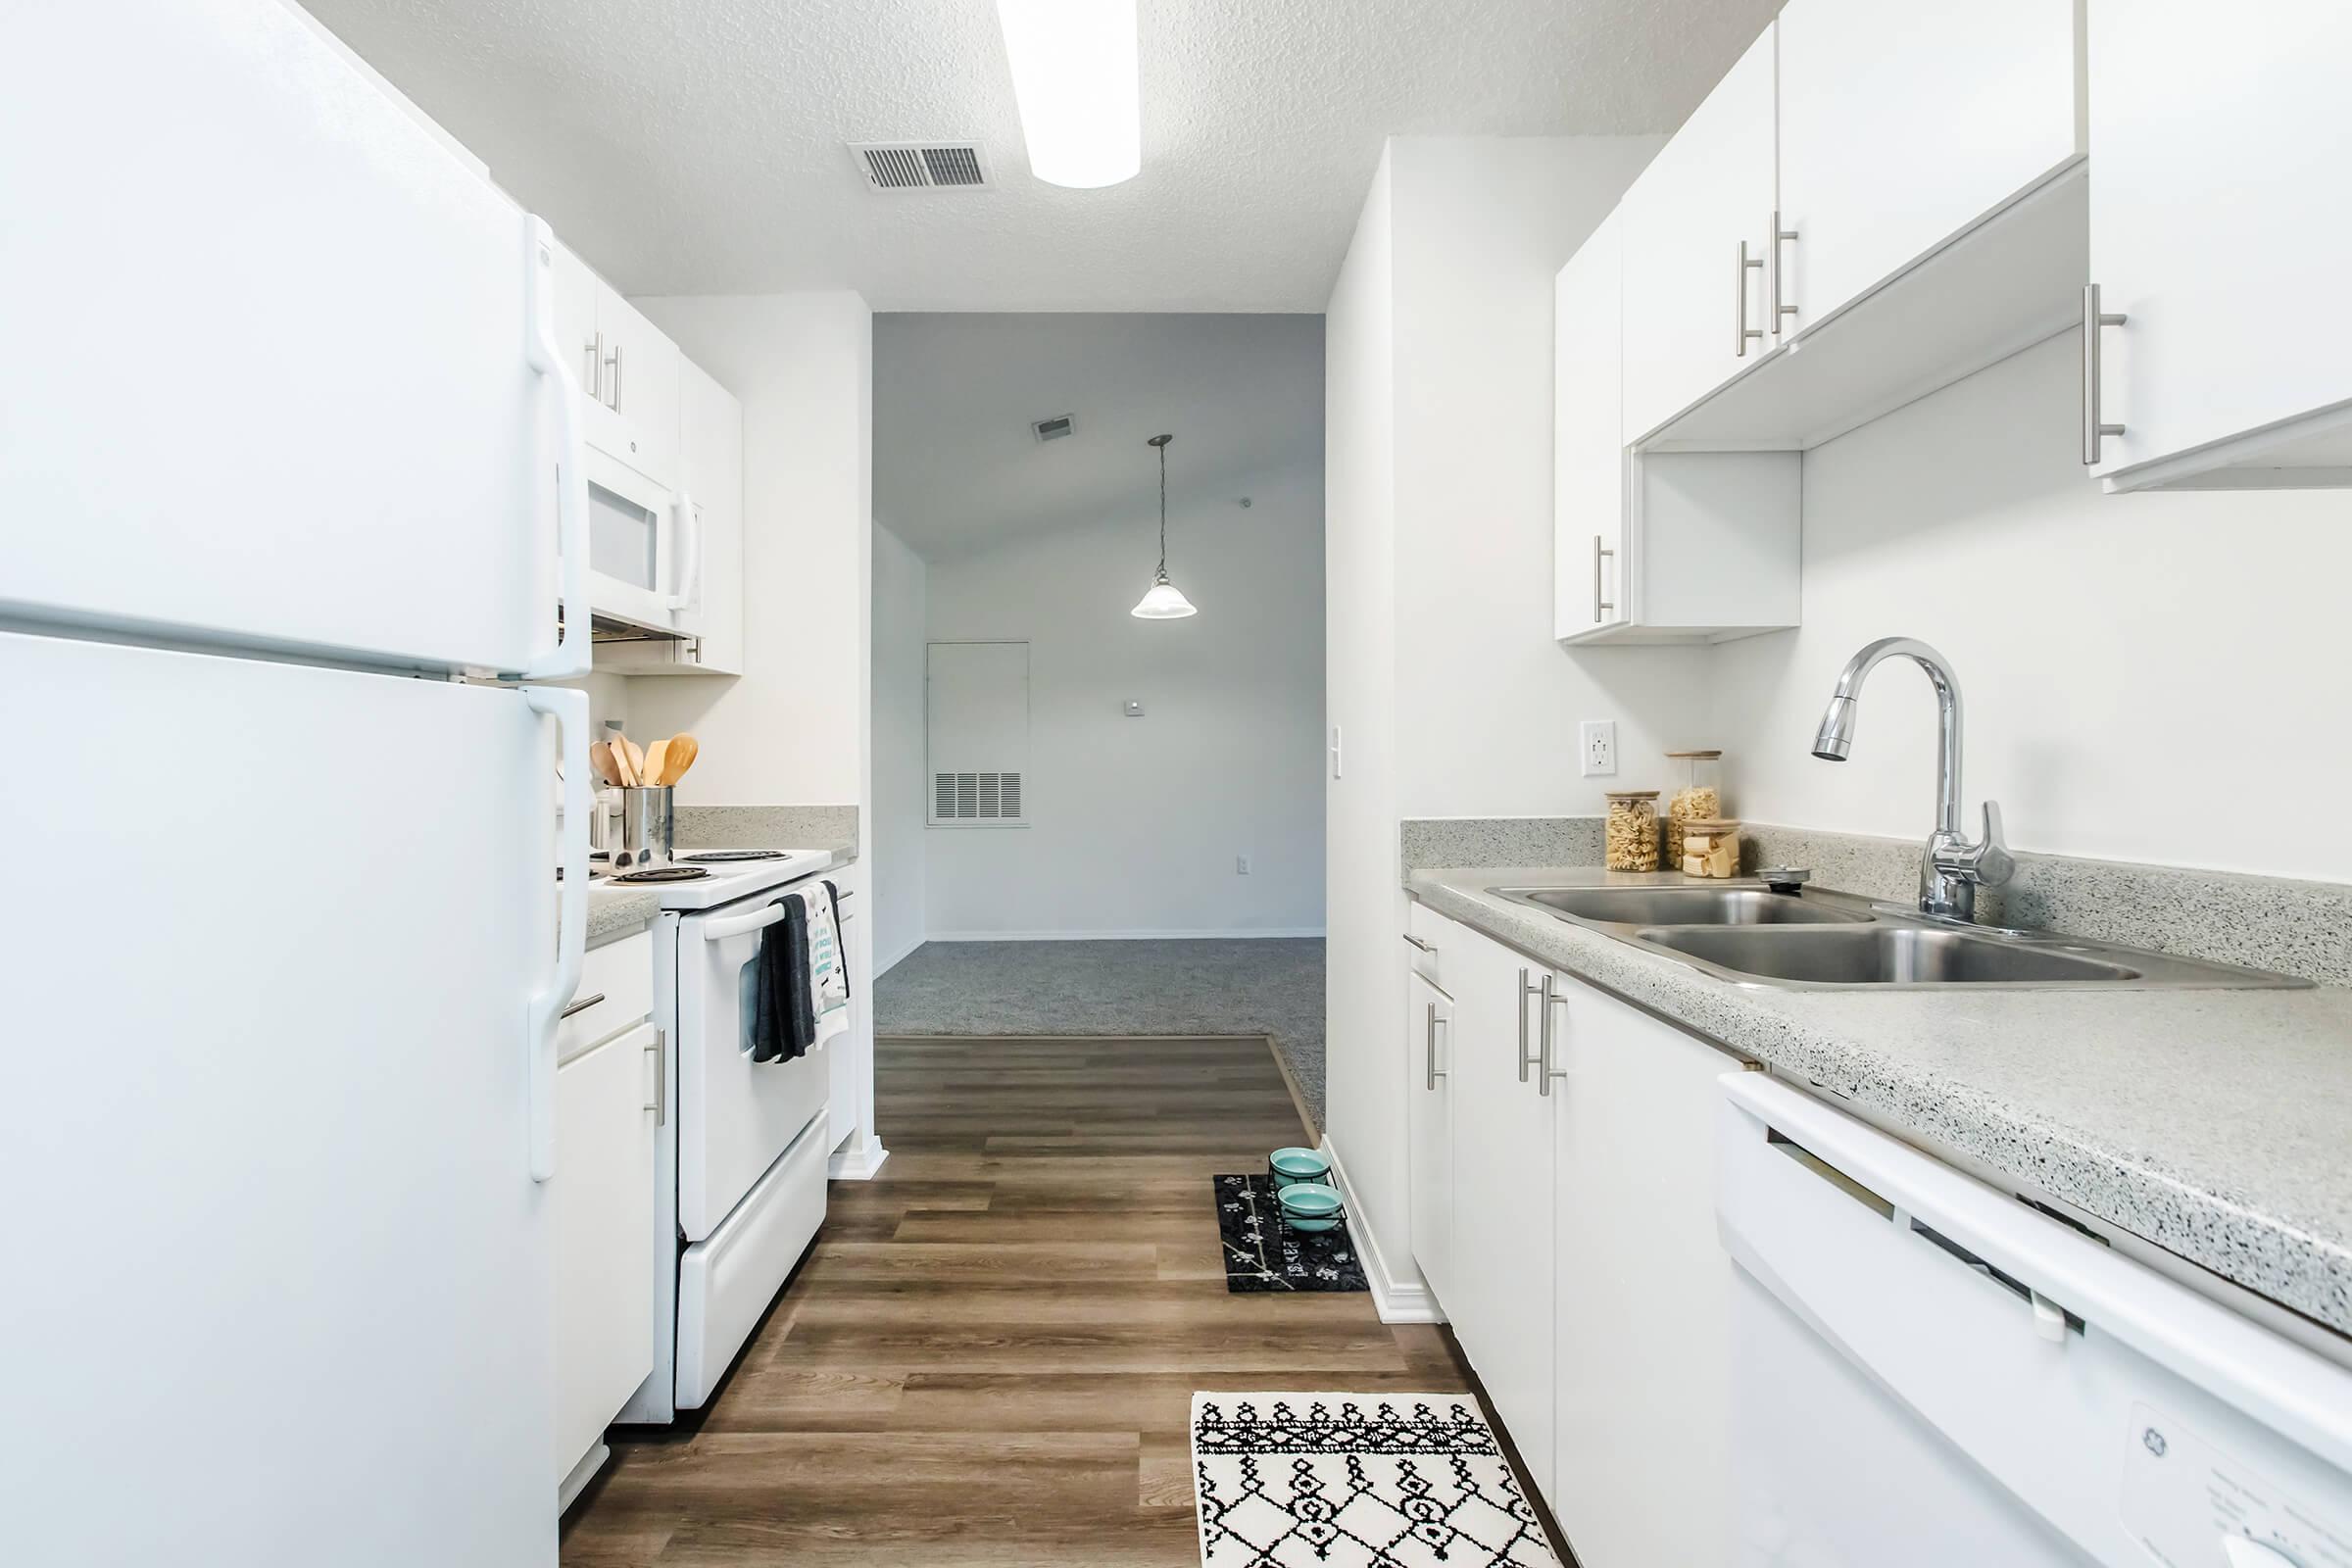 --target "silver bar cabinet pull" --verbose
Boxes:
[2081,283,2128,466]
[1425,1005,1447,1090]
[583,332,603,402]
[1401,932,1437,955]
[1736,239,1764,357]
[605,341,624,412]
[1592,534,1615,624]
[1540,979,1570,1096]
[646,1028,666,1124]
[1770,210,1798,336]
[559,991,606,1020]
[1517,967,1544,1083]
